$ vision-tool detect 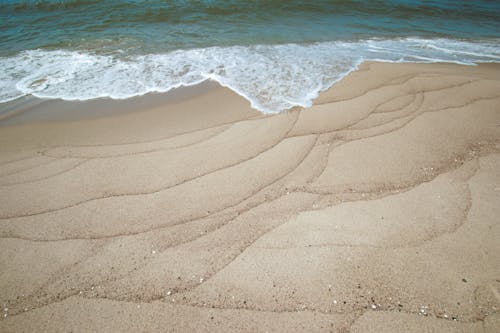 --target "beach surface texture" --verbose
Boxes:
[0,61,499,332]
